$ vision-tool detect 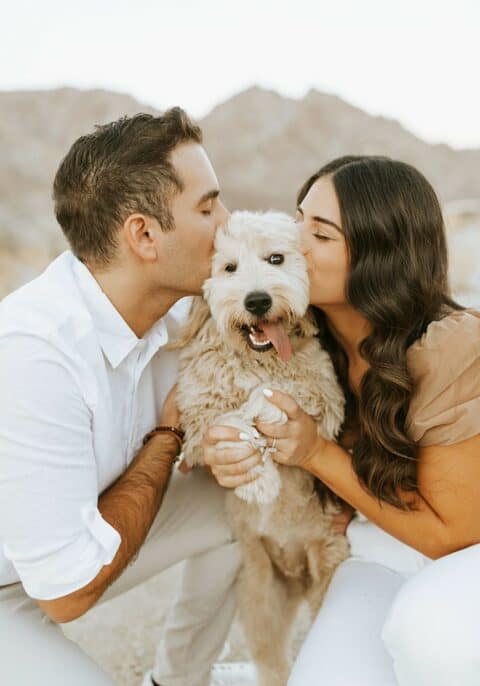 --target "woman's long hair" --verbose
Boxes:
[298,156,464,510]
